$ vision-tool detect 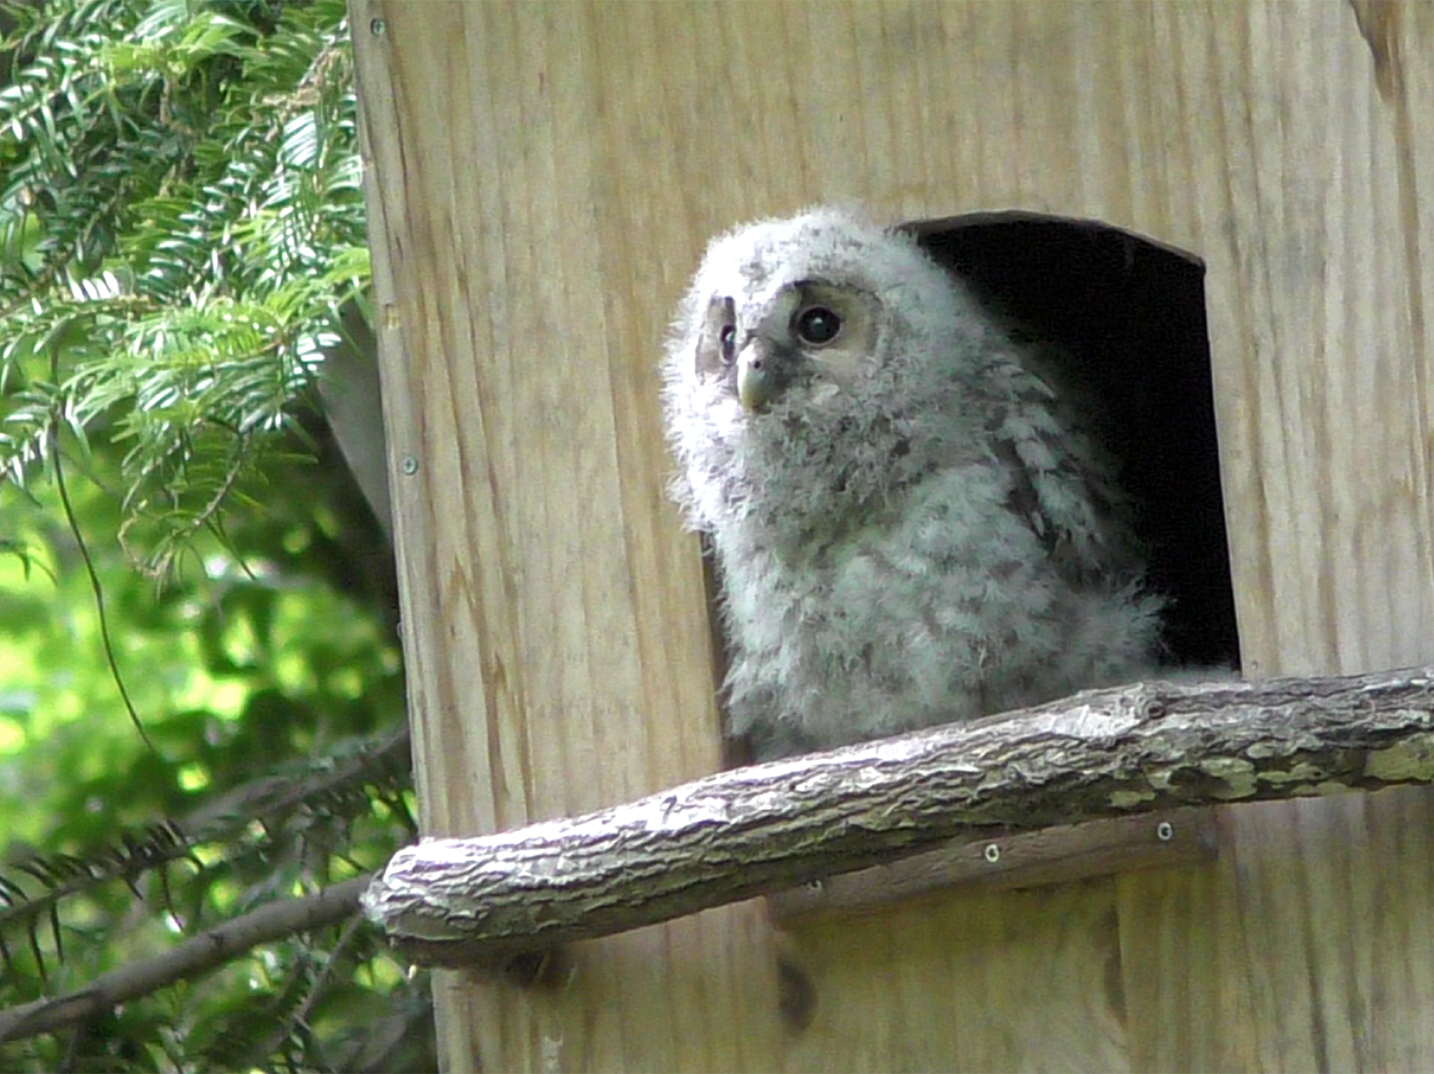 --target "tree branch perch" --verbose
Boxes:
[364,668,1434,968]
